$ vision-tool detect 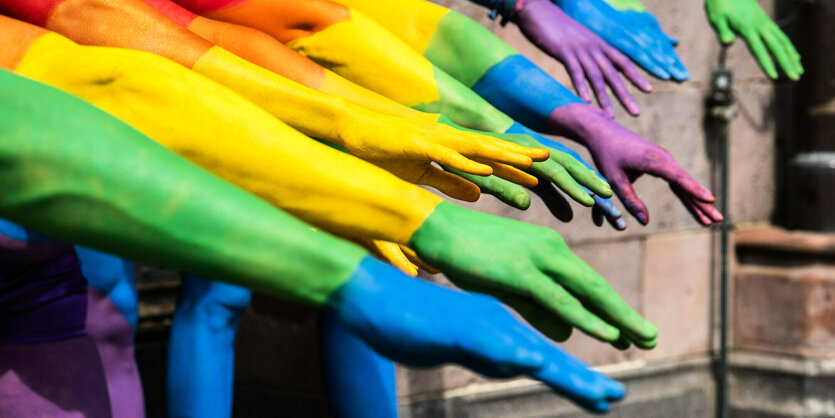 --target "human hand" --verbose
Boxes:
[327,256,626,411]
[513,0,652,116]
[347,113,549,201]
[552,0,689,81]
[410,202,658,347]
[705,0,802,80]
[551,105,722,226]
